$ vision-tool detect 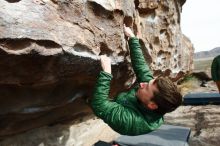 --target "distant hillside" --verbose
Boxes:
[194,47,220,59]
